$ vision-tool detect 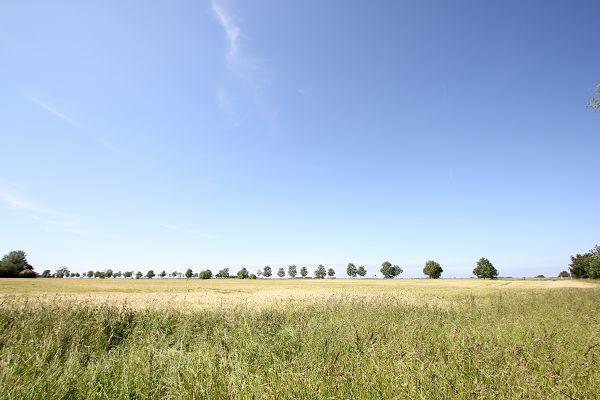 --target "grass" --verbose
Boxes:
[0,279,599,399]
